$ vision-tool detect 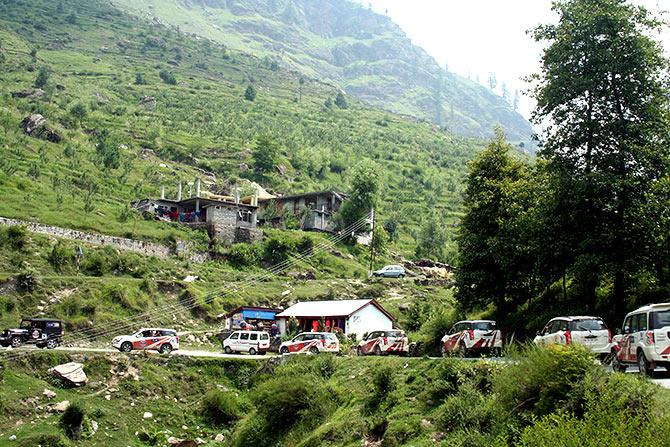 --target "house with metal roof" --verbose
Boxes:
[258,190,347,232]
[275,299,395,340]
